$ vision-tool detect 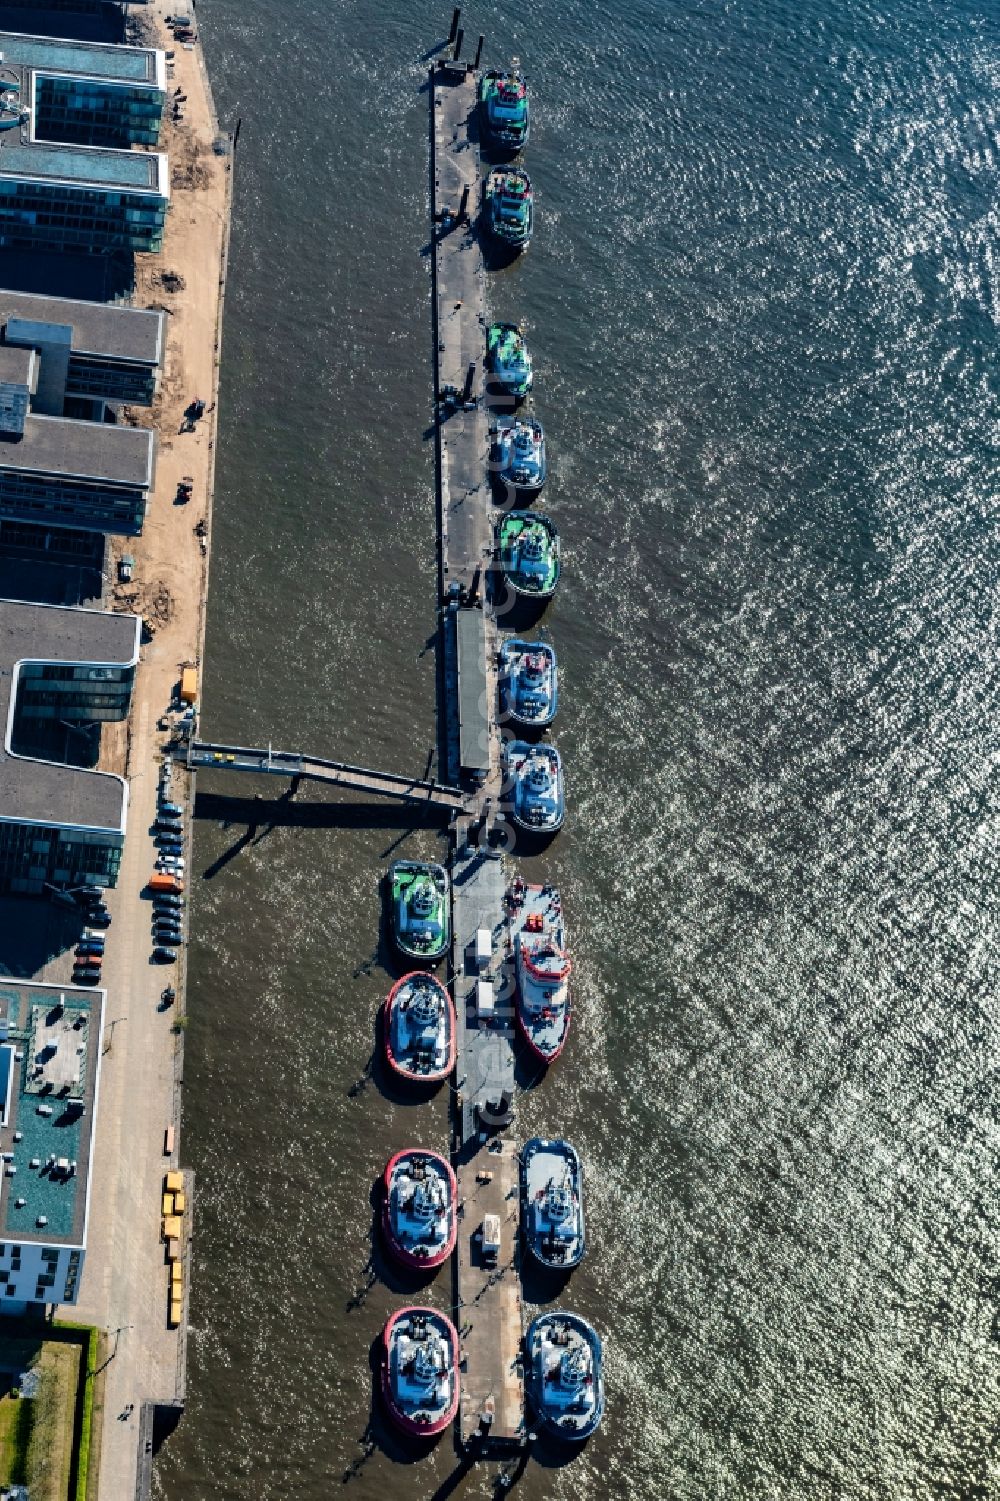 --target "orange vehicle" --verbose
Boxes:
[149,872,184,894]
